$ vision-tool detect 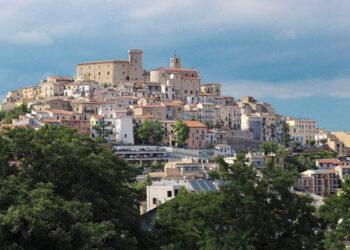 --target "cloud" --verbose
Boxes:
[7,31,53,46]
[0,0,350,46]
[223,76,350,99]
